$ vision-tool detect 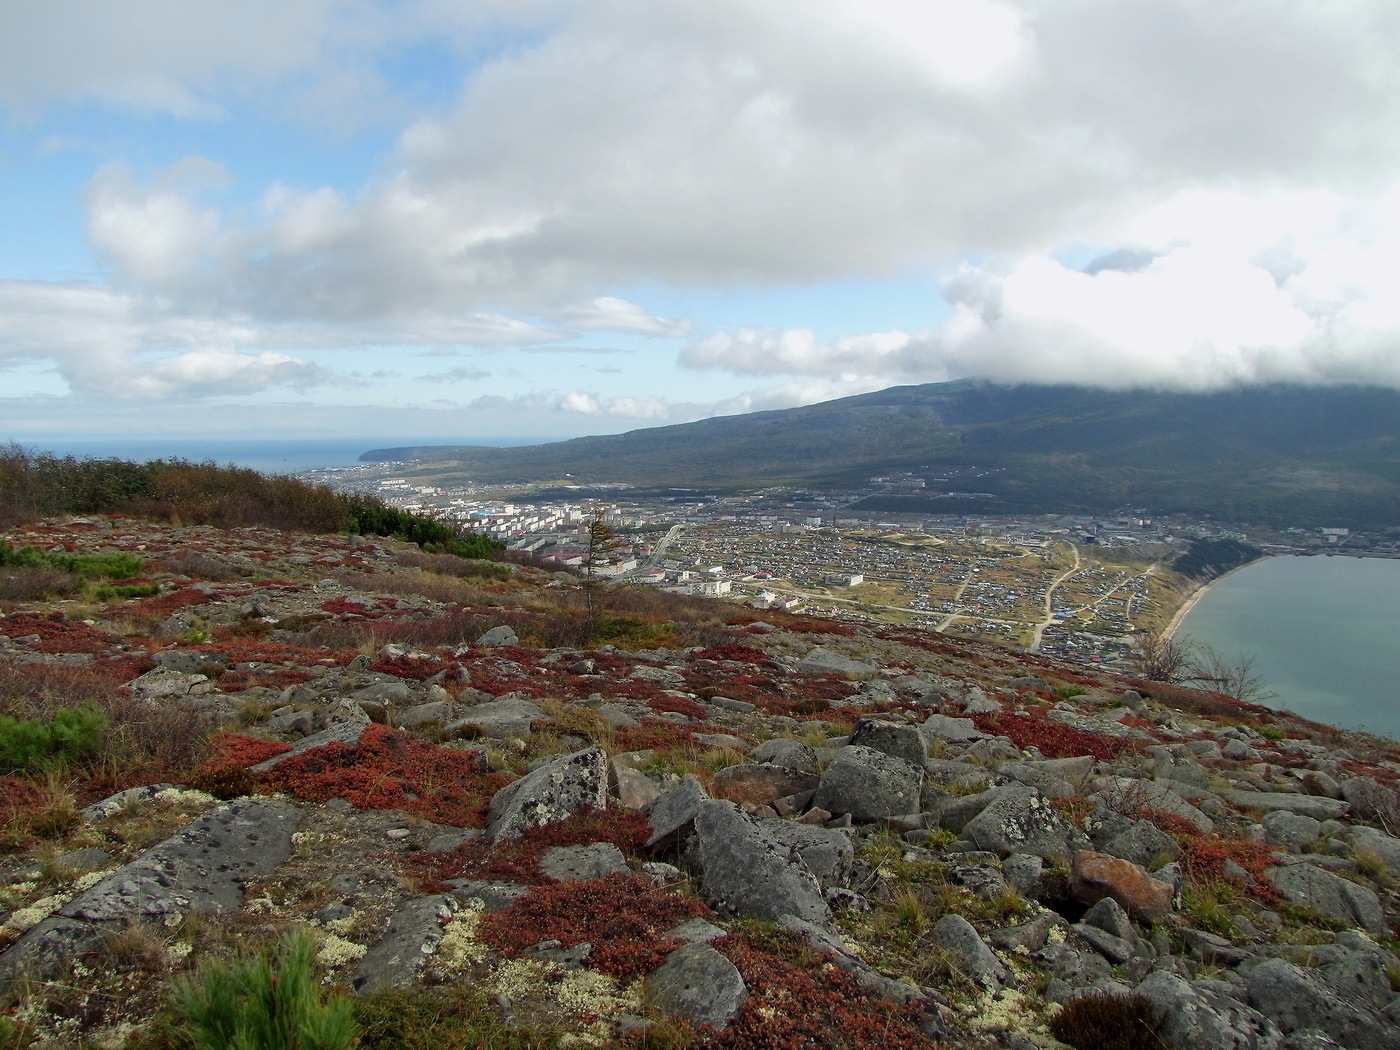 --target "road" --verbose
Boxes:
[623,524,684,576]
[1030,543,1081,651]
[934,569,977,632]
